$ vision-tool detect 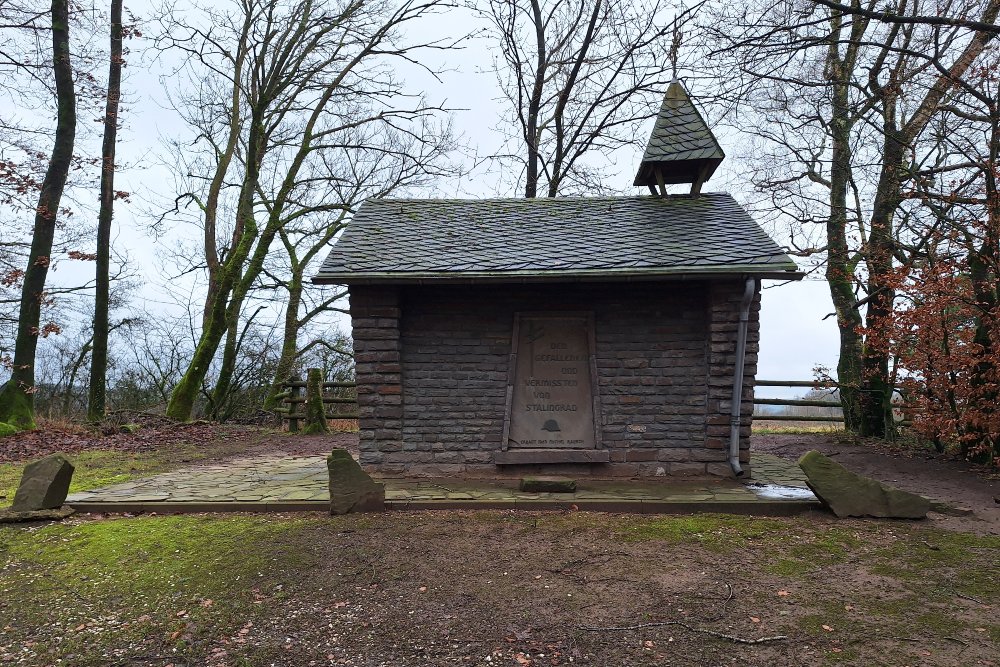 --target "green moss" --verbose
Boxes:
[767,558,812,577]
[301,368,329,434]
[0,381,35,430]
[0,515,315,664]
[0,421,17,437]
[617,515,787,552]
[871,530,1000,599]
